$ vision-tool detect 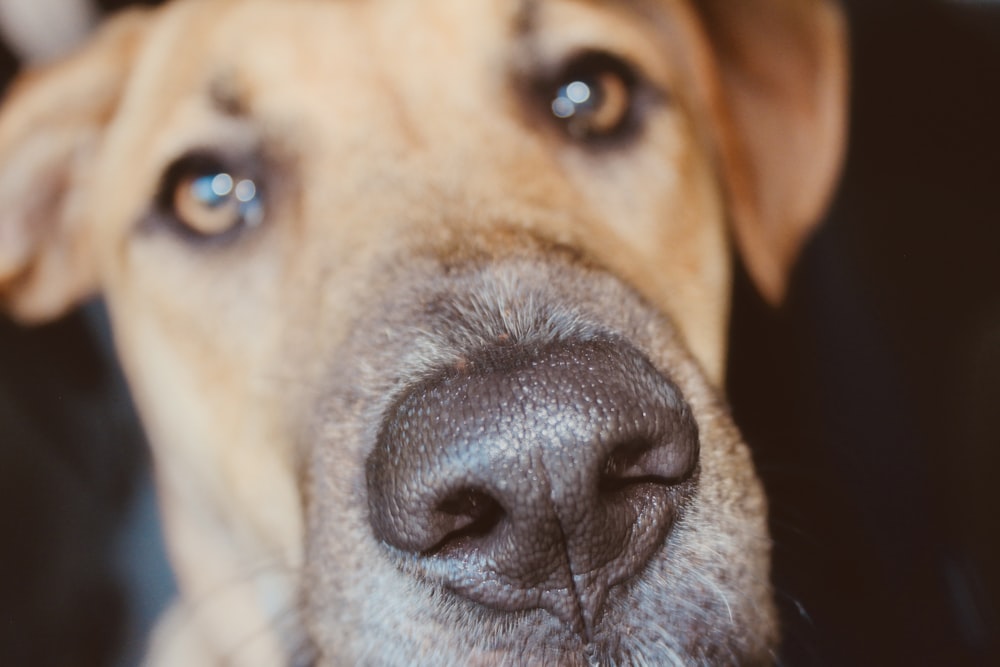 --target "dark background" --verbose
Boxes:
[1,0,998,665]
[729,1,1000,664]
